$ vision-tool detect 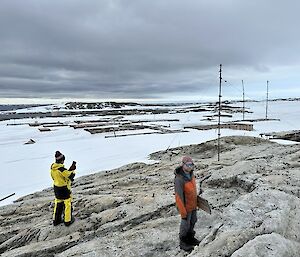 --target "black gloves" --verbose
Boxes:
[69,161,76,171]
